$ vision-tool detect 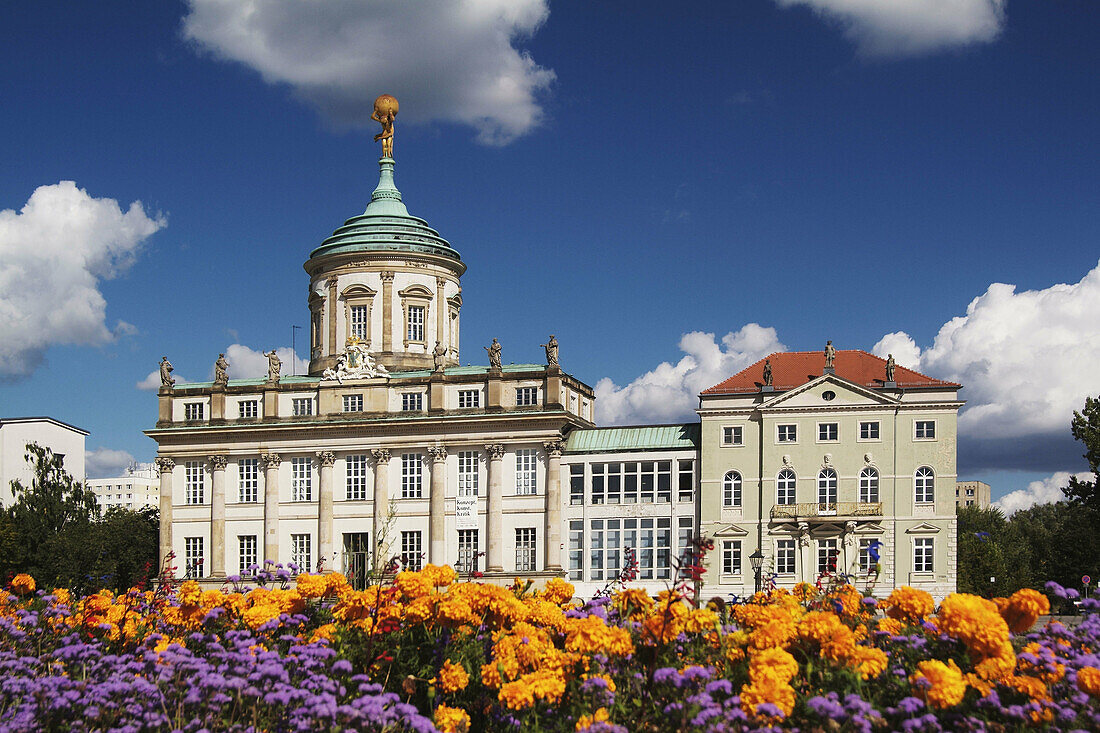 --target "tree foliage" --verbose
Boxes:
[1,444,159,593]
[955,505,1031,596]
[1064,394,1100,510]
